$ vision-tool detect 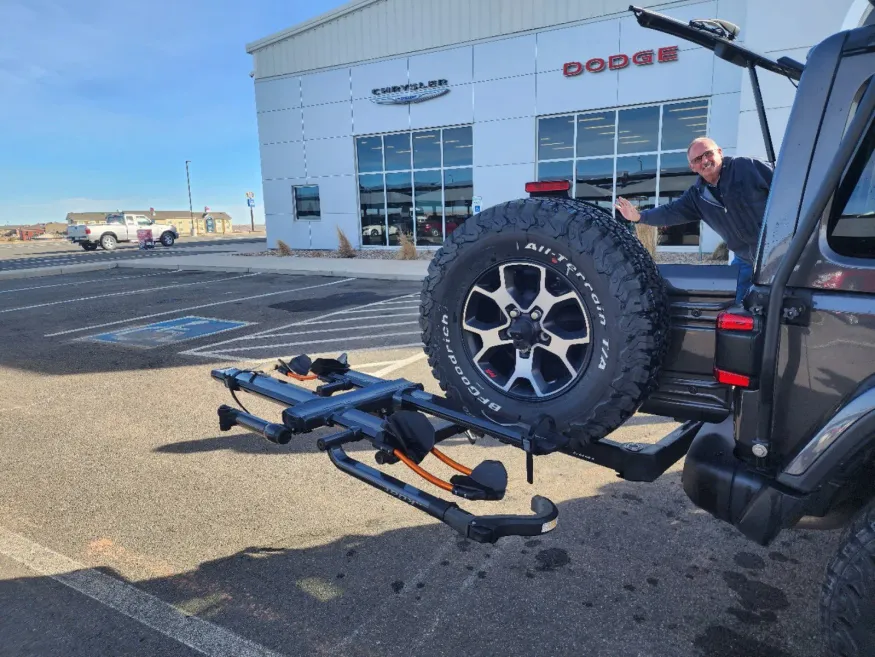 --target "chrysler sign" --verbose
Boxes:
[371,79,449,105]
[563,45,679,77]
